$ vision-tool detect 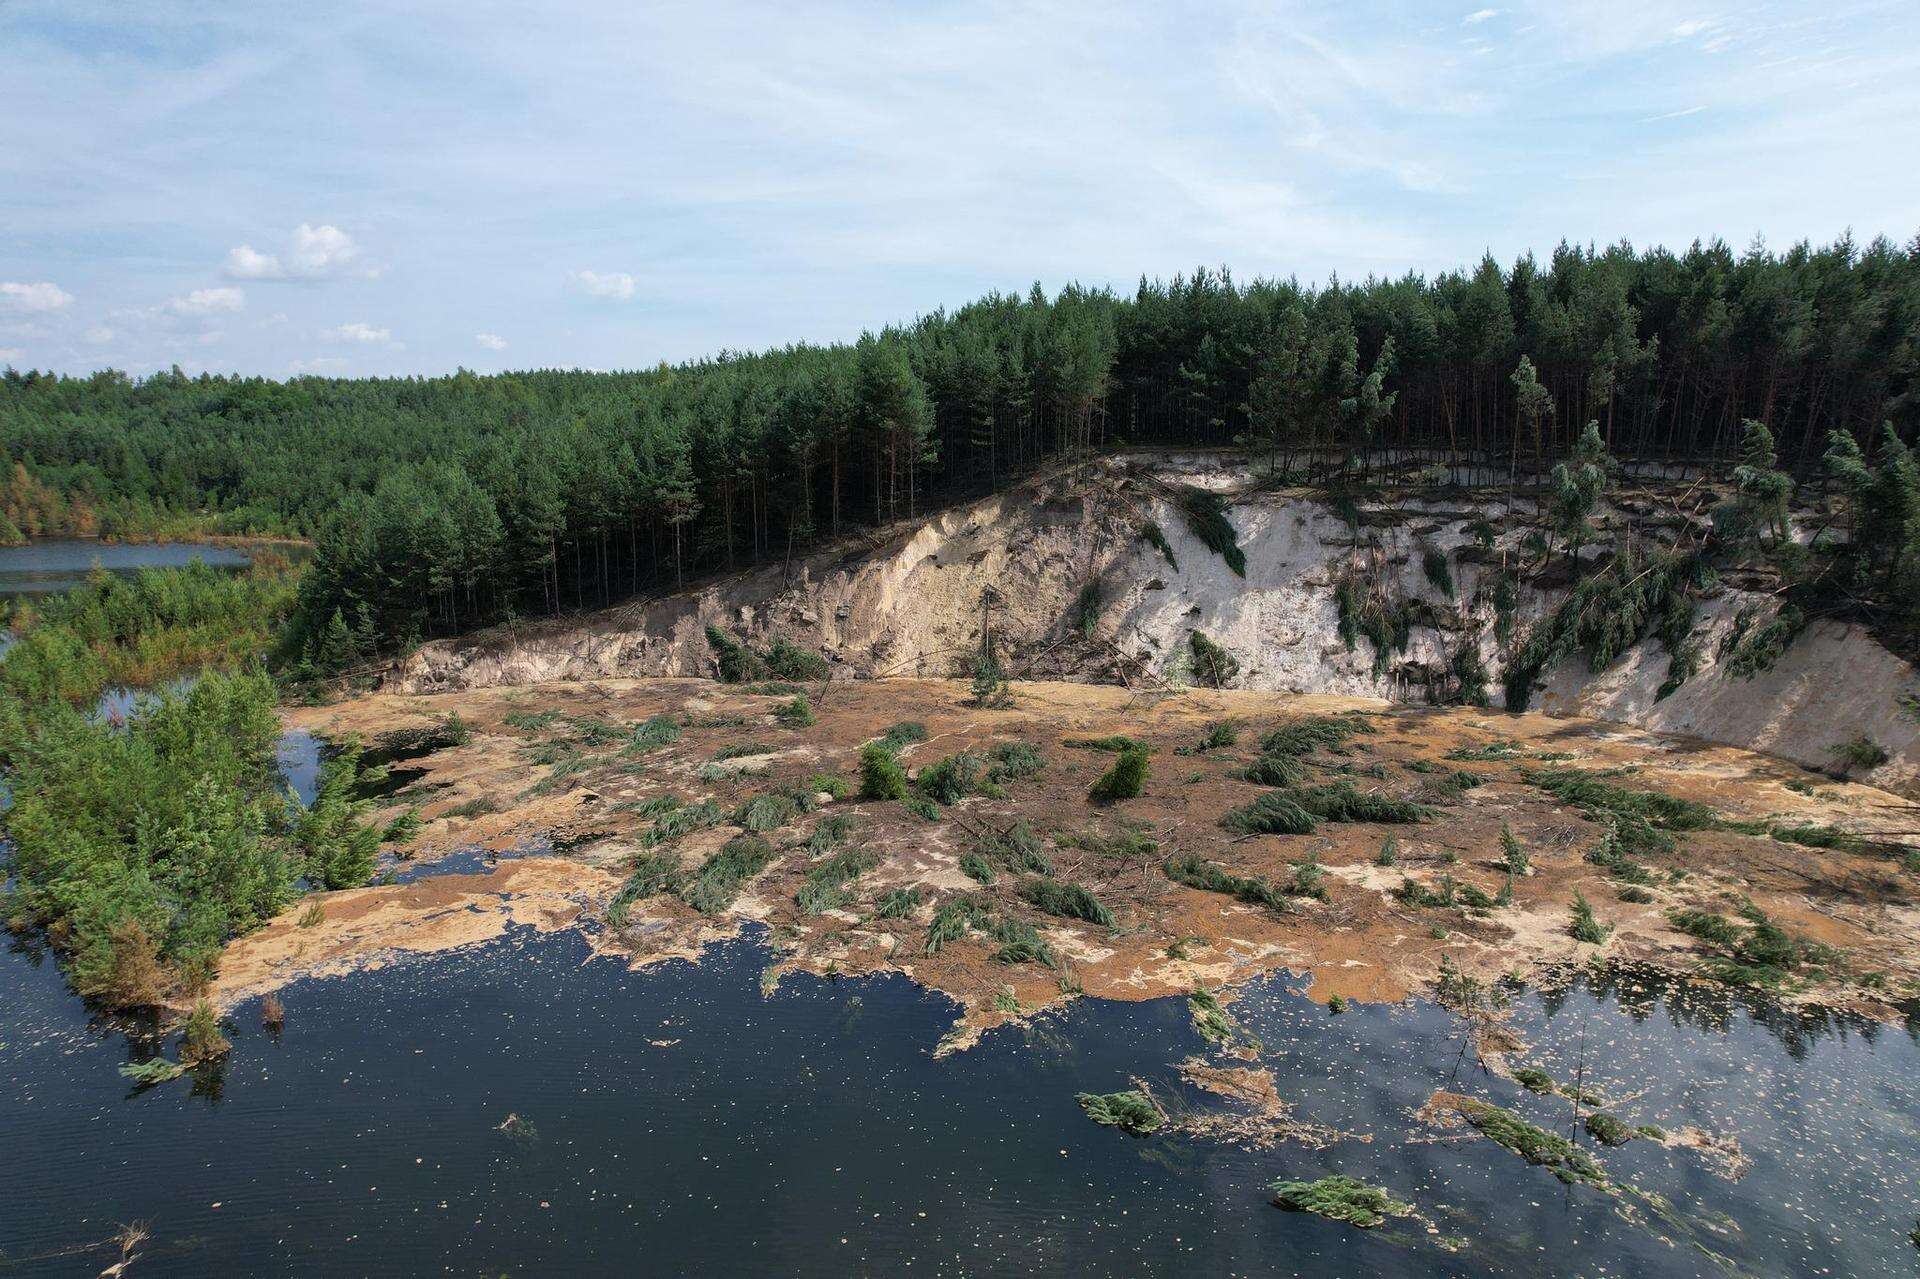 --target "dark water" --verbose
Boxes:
[2,924,1916,1278]
[0,540,254,599]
